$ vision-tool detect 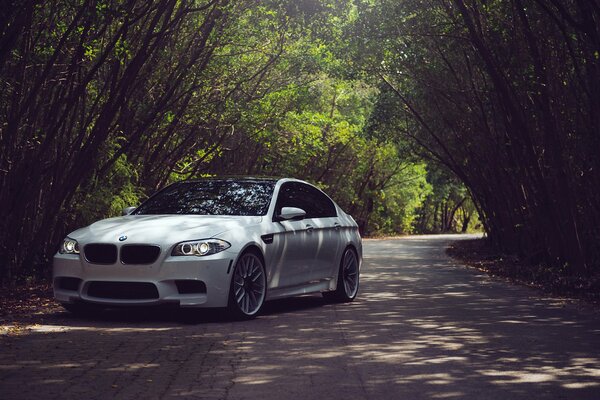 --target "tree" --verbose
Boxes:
[351,0,600,275]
